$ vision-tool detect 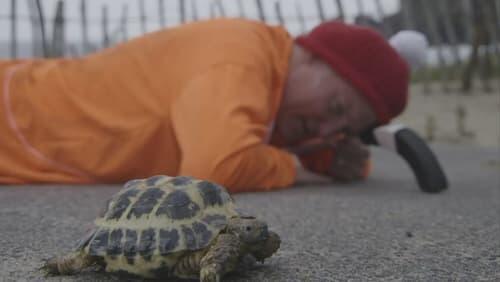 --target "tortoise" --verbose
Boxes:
[42,175,281,281]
